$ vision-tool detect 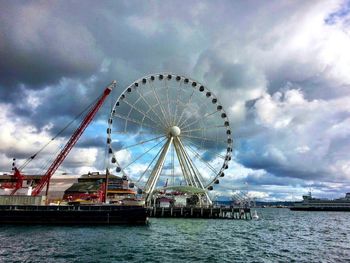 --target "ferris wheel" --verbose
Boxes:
[107,73,233,204]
